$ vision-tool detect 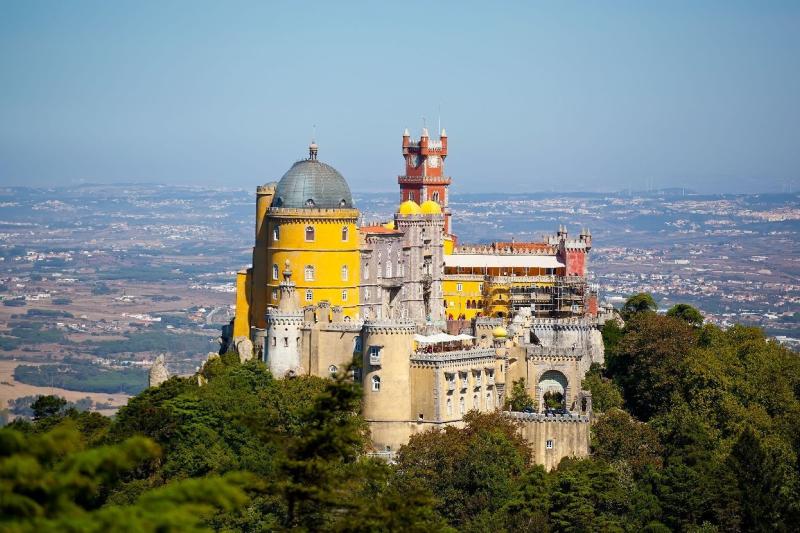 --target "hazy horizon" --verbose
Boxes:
[1,1,799,194]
